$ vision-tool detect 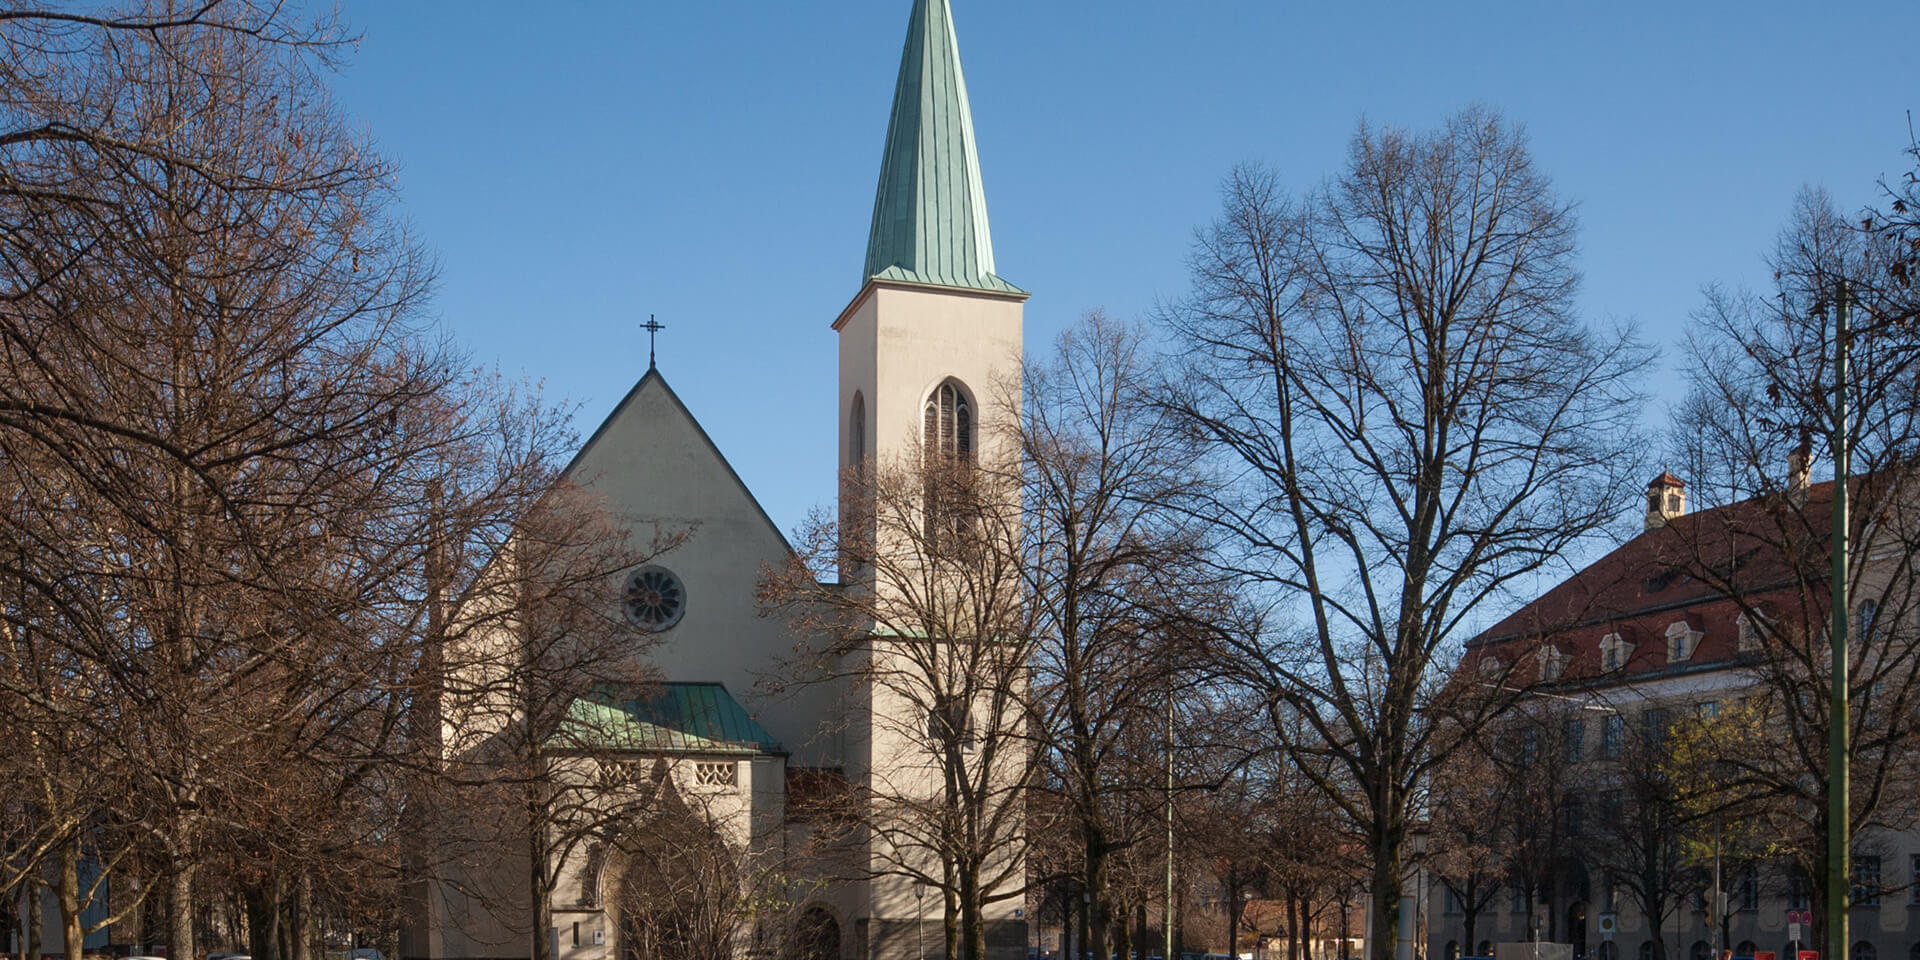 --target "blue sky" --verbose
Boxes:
[329,1,1919,544]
